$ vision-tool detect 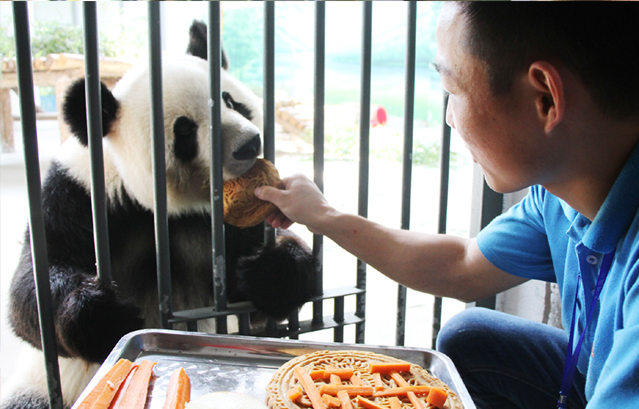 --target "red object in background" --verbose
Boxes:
[370,105,388,127]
